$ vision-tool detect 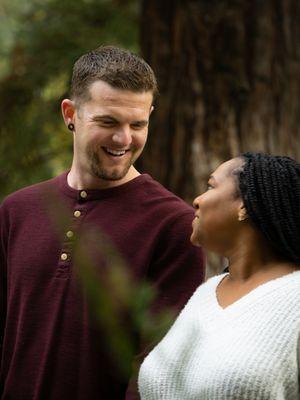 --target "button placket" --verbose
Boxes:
[80,190,88,199]
[56,194,88,277]
[60,253,68,261]
[74,210,81,218]
[66,230,74,239]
